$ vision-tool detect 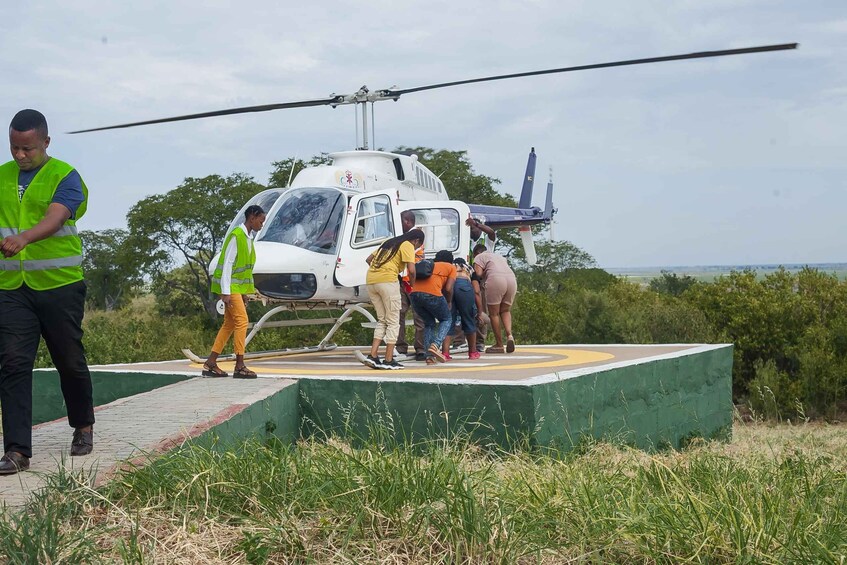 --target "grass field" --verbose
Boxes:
[1,420,844,563]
